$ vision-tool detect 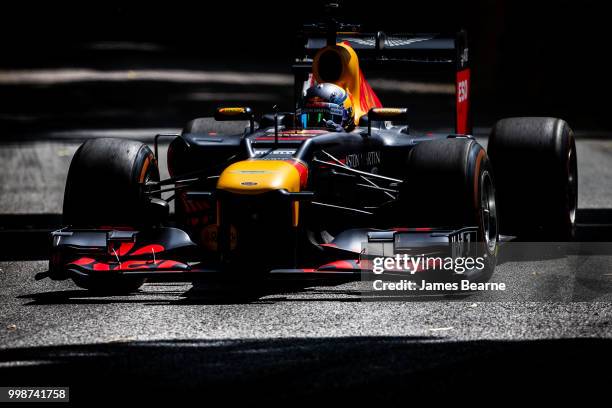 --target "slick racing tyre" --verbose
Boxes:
[487,117,577,240]
[63,138,160,293]
[63,137,159,227]
[400,137,498,282]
